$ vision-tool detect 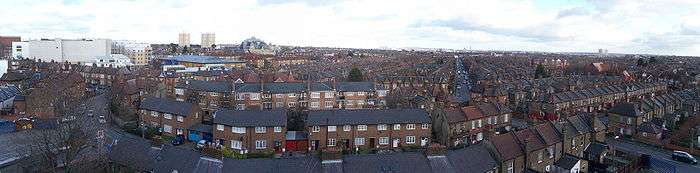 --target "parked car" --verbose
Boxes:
[171,135,185,146]
[195,140,207,150]
[672,151,698,164]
